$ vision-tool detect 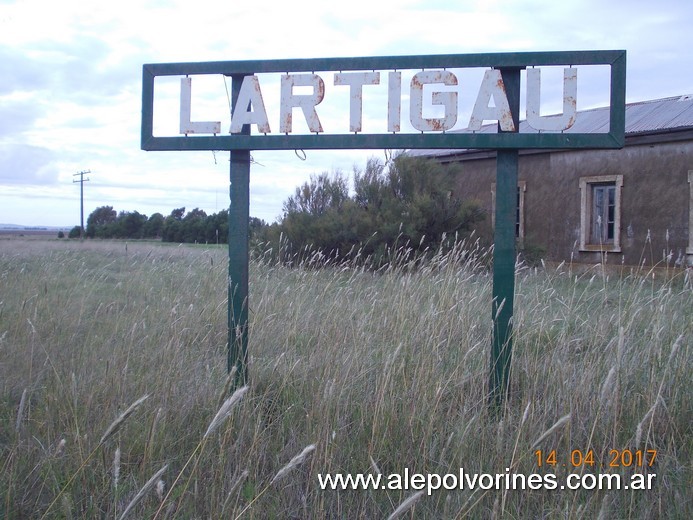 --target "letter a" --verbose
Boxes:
[230,75,271,134]
[468,69,515,131]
